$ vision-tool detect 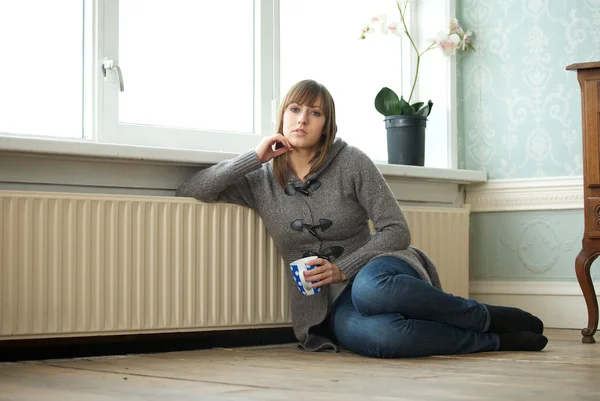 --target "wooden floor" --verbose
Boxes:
[1,329,599,401]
